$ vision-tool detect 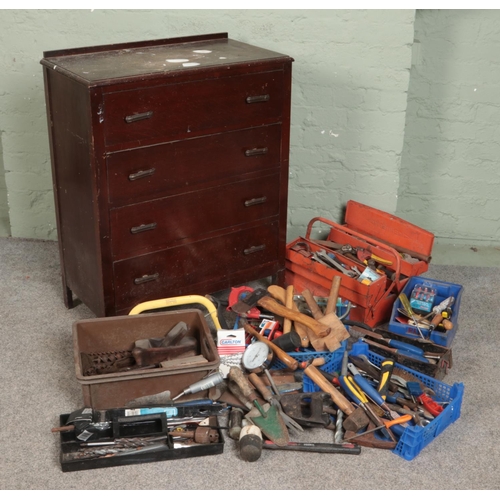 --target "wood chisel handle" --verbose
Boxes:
[257,296,331,338]
[243,323,299,371]
[228,366,259,401]
[362,338,430,364]
[325,276,342,316]
[301,288,324,320]
[304,365,355,415]
[430,312,443,330]
[248,373,273,403]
